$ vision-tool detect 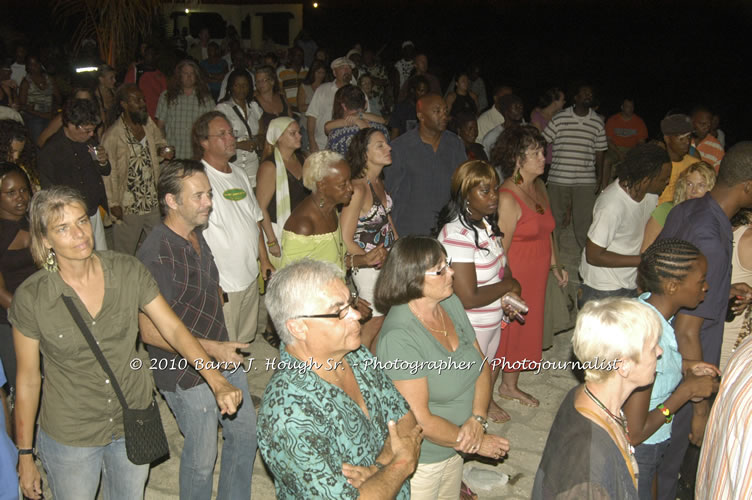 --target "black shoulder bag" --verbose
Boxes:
[62,296,170,465]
